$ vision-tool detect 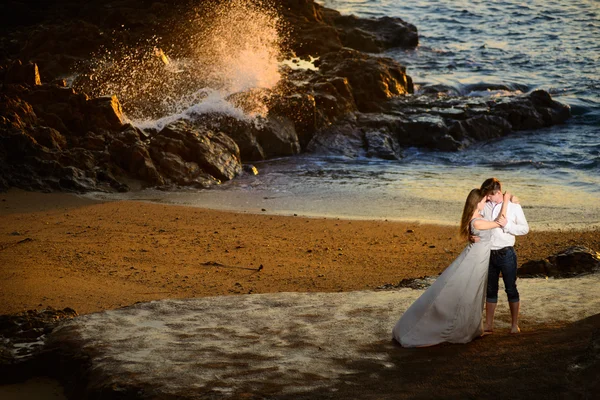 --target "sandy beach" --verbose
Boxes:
[1,189,599,317]
[1,189,599,399]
